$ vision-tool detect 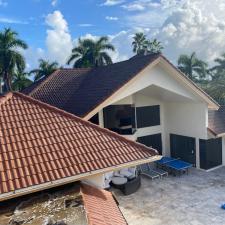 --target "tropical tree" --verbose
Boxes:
[67,38,91,68]
[209,53,225,80]
[132,32,148,55]
[30,59,59,81]
[147,39,163,54]
[201,53,225,104]
[0,28,28,91]
[178,52,208,81]
[12,70,32,91]
[67,36,115,68]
